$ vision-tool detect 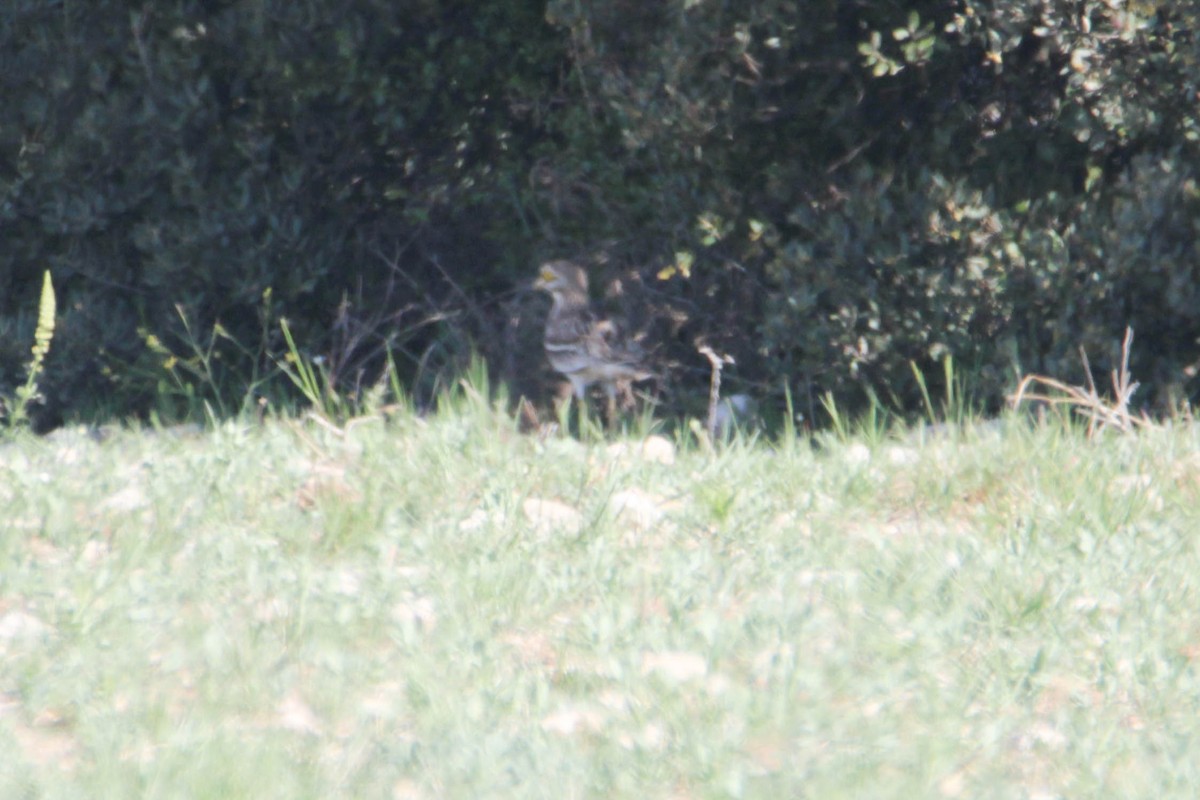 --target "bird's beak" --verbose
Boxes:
[533,267,556,289]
